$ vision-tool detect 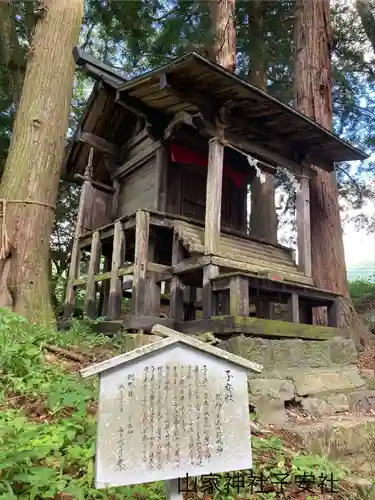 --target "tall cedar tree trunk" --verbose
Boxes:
[0,1,25,110]
[356,1,375,54]
[208,0,236,71]
[0,0,83,325]
[248,1,277,242]
[293,0,372,347]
